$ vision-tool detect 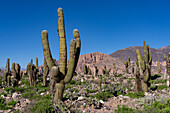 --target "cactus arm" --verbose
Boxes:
[42,30,56,70]
[6,58,10,73]
[122,55,126,65]
[163,54,167,60]
[148,46,152,65]
[51,66,60,82]
[64,39,77,83]
[36,57,38,68]
[73,29,81,68]
[58,8,67,76]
